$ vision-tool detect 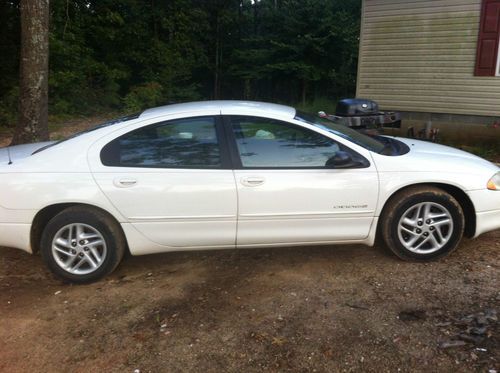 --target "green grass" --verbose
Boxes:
[458,144,500,163]
[295,97,339,115]
[438,137,499,162]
